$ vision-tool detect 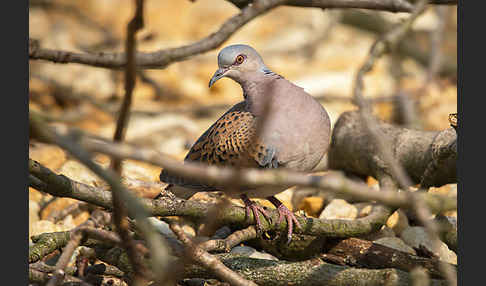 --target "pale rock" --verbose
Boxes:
[180,78,208,99]
[274,187,296,211]
[319,199,357,220]
[31,220,58,238]
[149,217,175,238]
[401,226,457,265]
[212,226,232,239]
[294,72,353,100]
[31,219,76,239]
[158,137,187,158]
[29,201,40,239]
[360,225,396,241]
[29,142,66,171]
[445,216,457,229]
[148,217,195,238]
[182,224,196,238]
[374,237,417,255]
[58,160,103,186]
[120,160,161,182]
[230,246,278,261]
[98,114,199,142]
[386,209,410,236]
[59,215,76,231]
[298,196,324,217]
[354,203,373,218]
